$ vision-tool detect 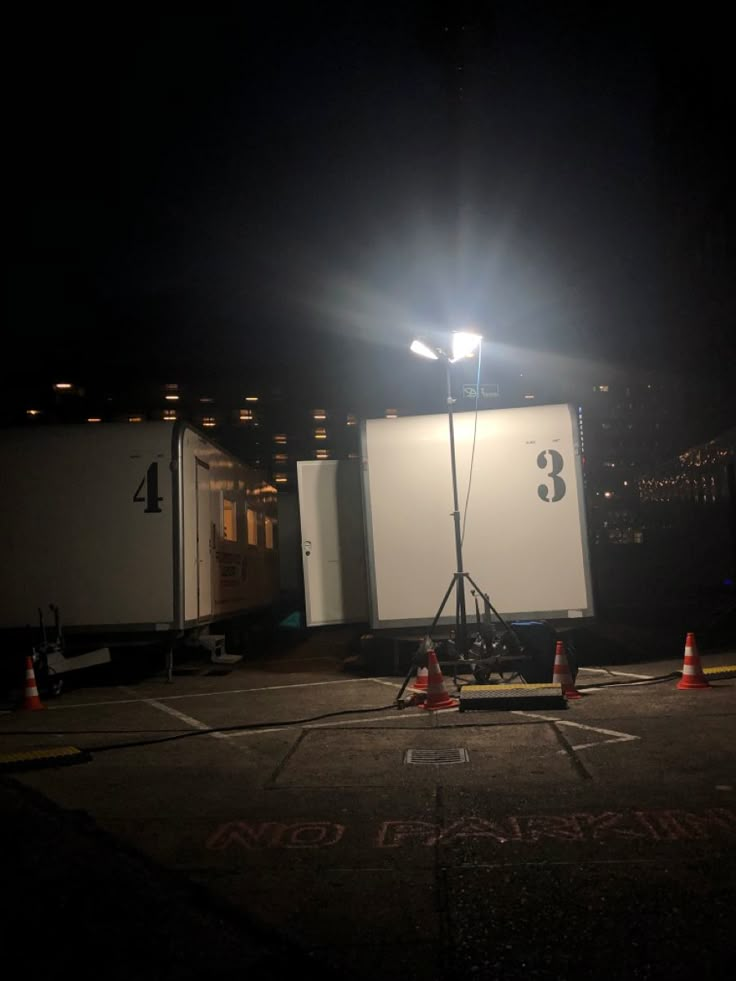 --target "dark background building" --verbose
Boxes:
[3,7,735,641]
